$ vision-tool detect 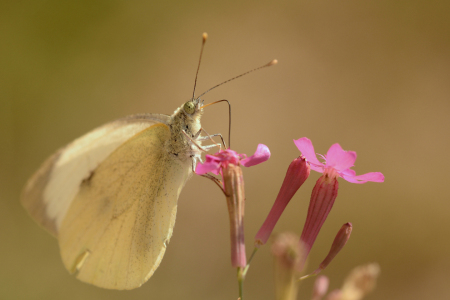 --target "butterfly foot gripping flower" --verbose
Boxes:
[195,144,270,267]
[294,137,384,263]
